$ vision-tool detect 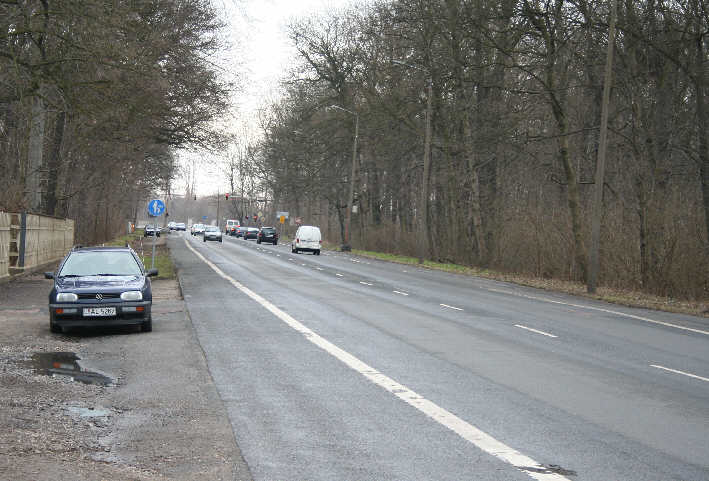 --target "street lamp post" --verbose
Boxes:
[329,105,359,252]
[393,60,432,264]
